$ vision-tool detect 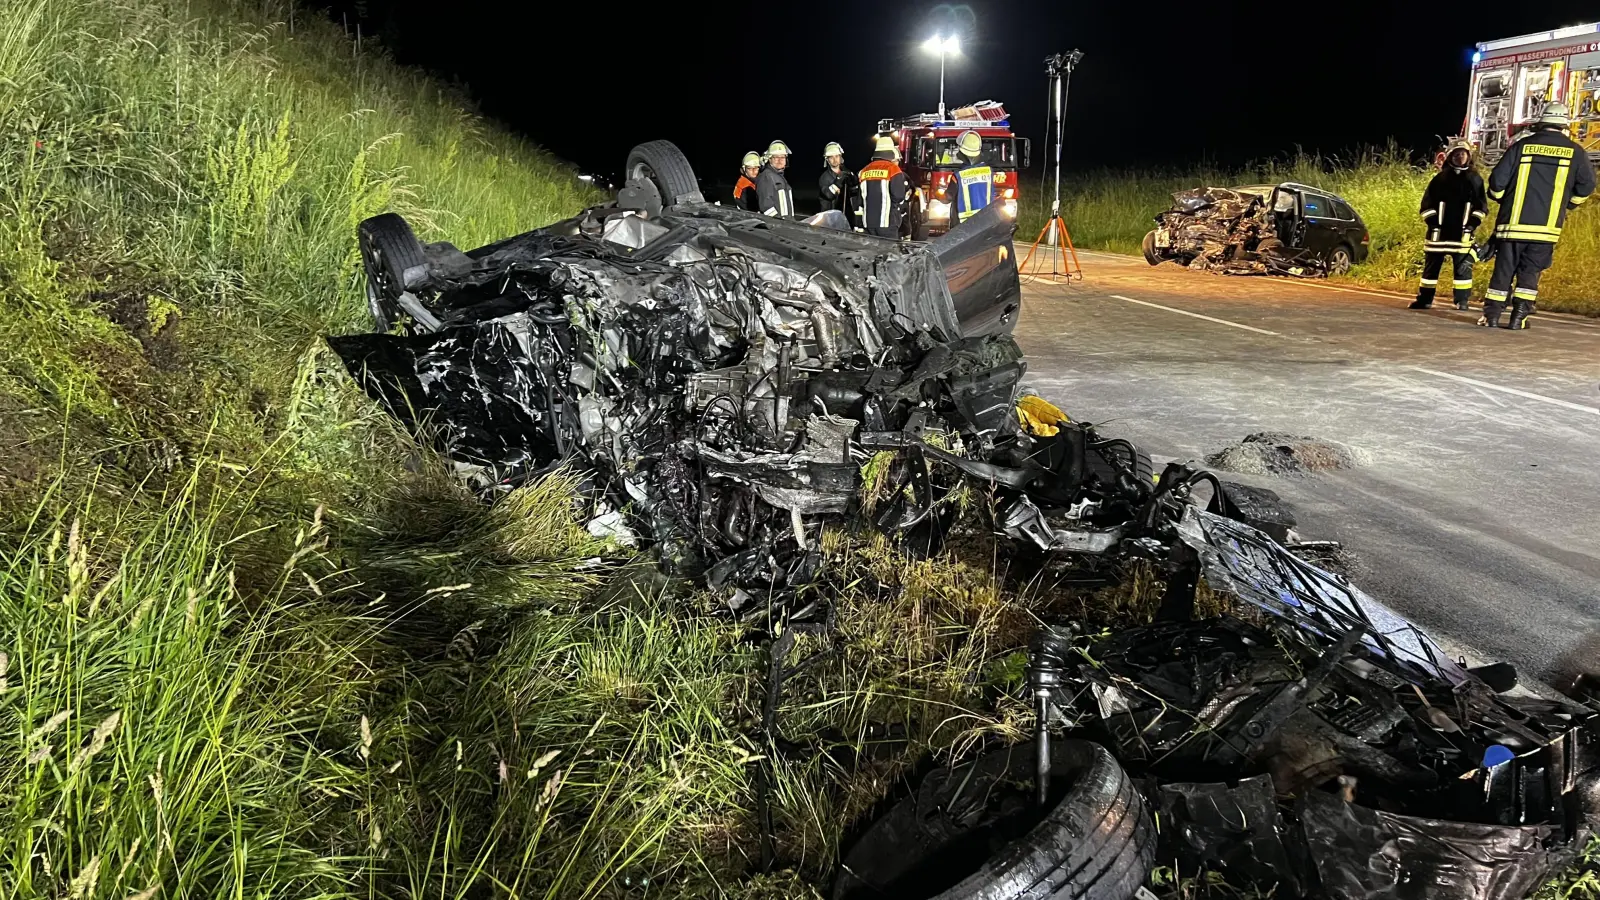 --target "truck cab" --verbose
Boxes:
[877,101,1029,240]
